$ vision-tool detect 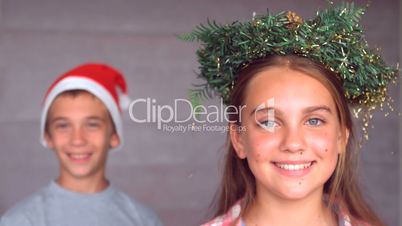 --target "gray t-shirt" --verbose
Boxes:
[0,181,163,226]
